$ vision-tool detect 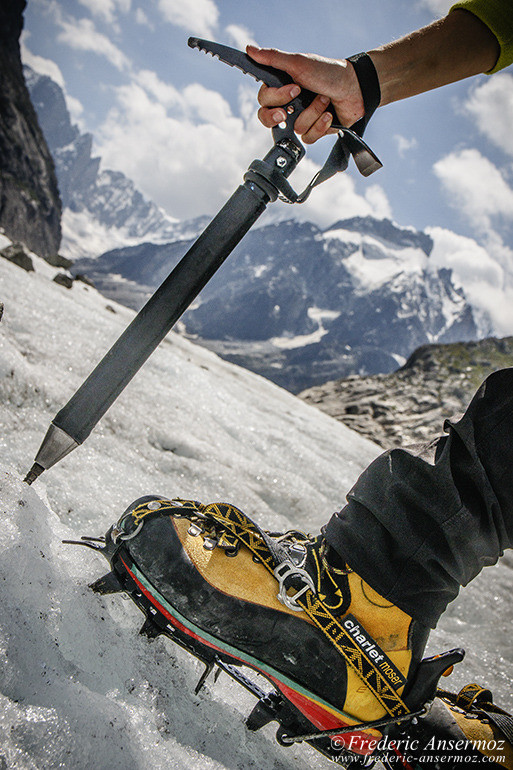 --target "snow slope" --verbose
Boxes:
[0,238,379,533]
[0,242,512,768]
